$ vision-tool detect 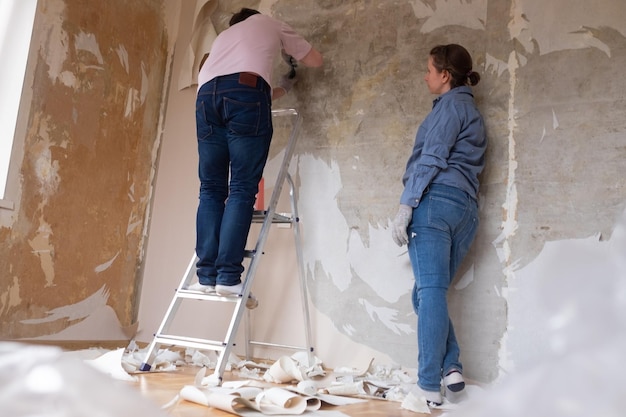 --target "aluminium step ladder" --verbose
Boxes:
[139,108,314,384]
